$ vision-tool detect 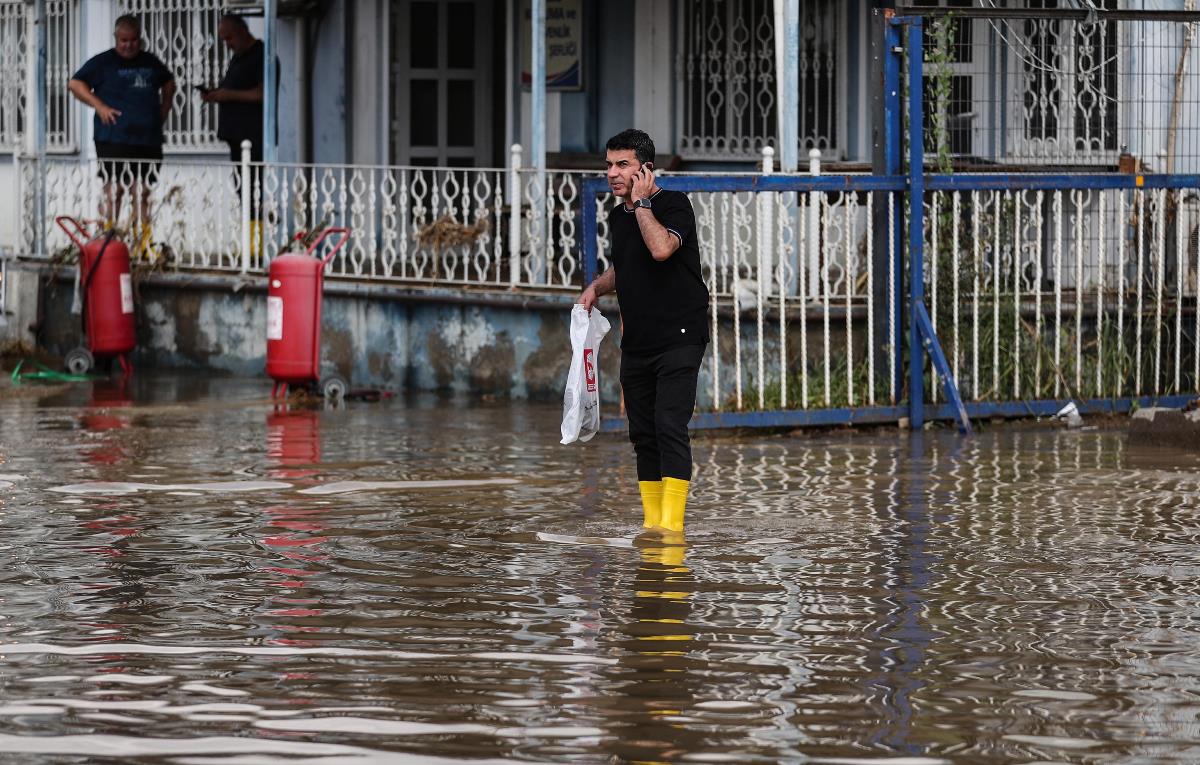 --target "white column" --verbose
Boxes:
[633,0,673,148]
[241,140,252,273]
[807,148,821,299]
[509,143,523,285]
[758,146,776,298]
[774,0,799,172]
